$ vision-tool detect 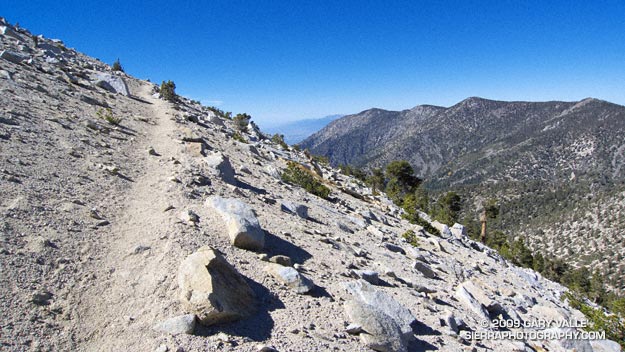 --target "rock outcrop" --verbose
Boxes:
[206,196,265,250]
[178,246,256,325]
